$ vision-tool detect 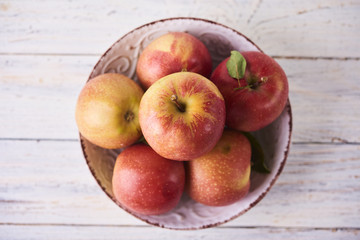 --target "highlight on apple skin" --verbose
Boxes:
[136,32,212,89]
[210,51,289,132]
[112,144,185,215]
[186,129,251,207]
[138,72,226,161]
[75,73,144,149]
